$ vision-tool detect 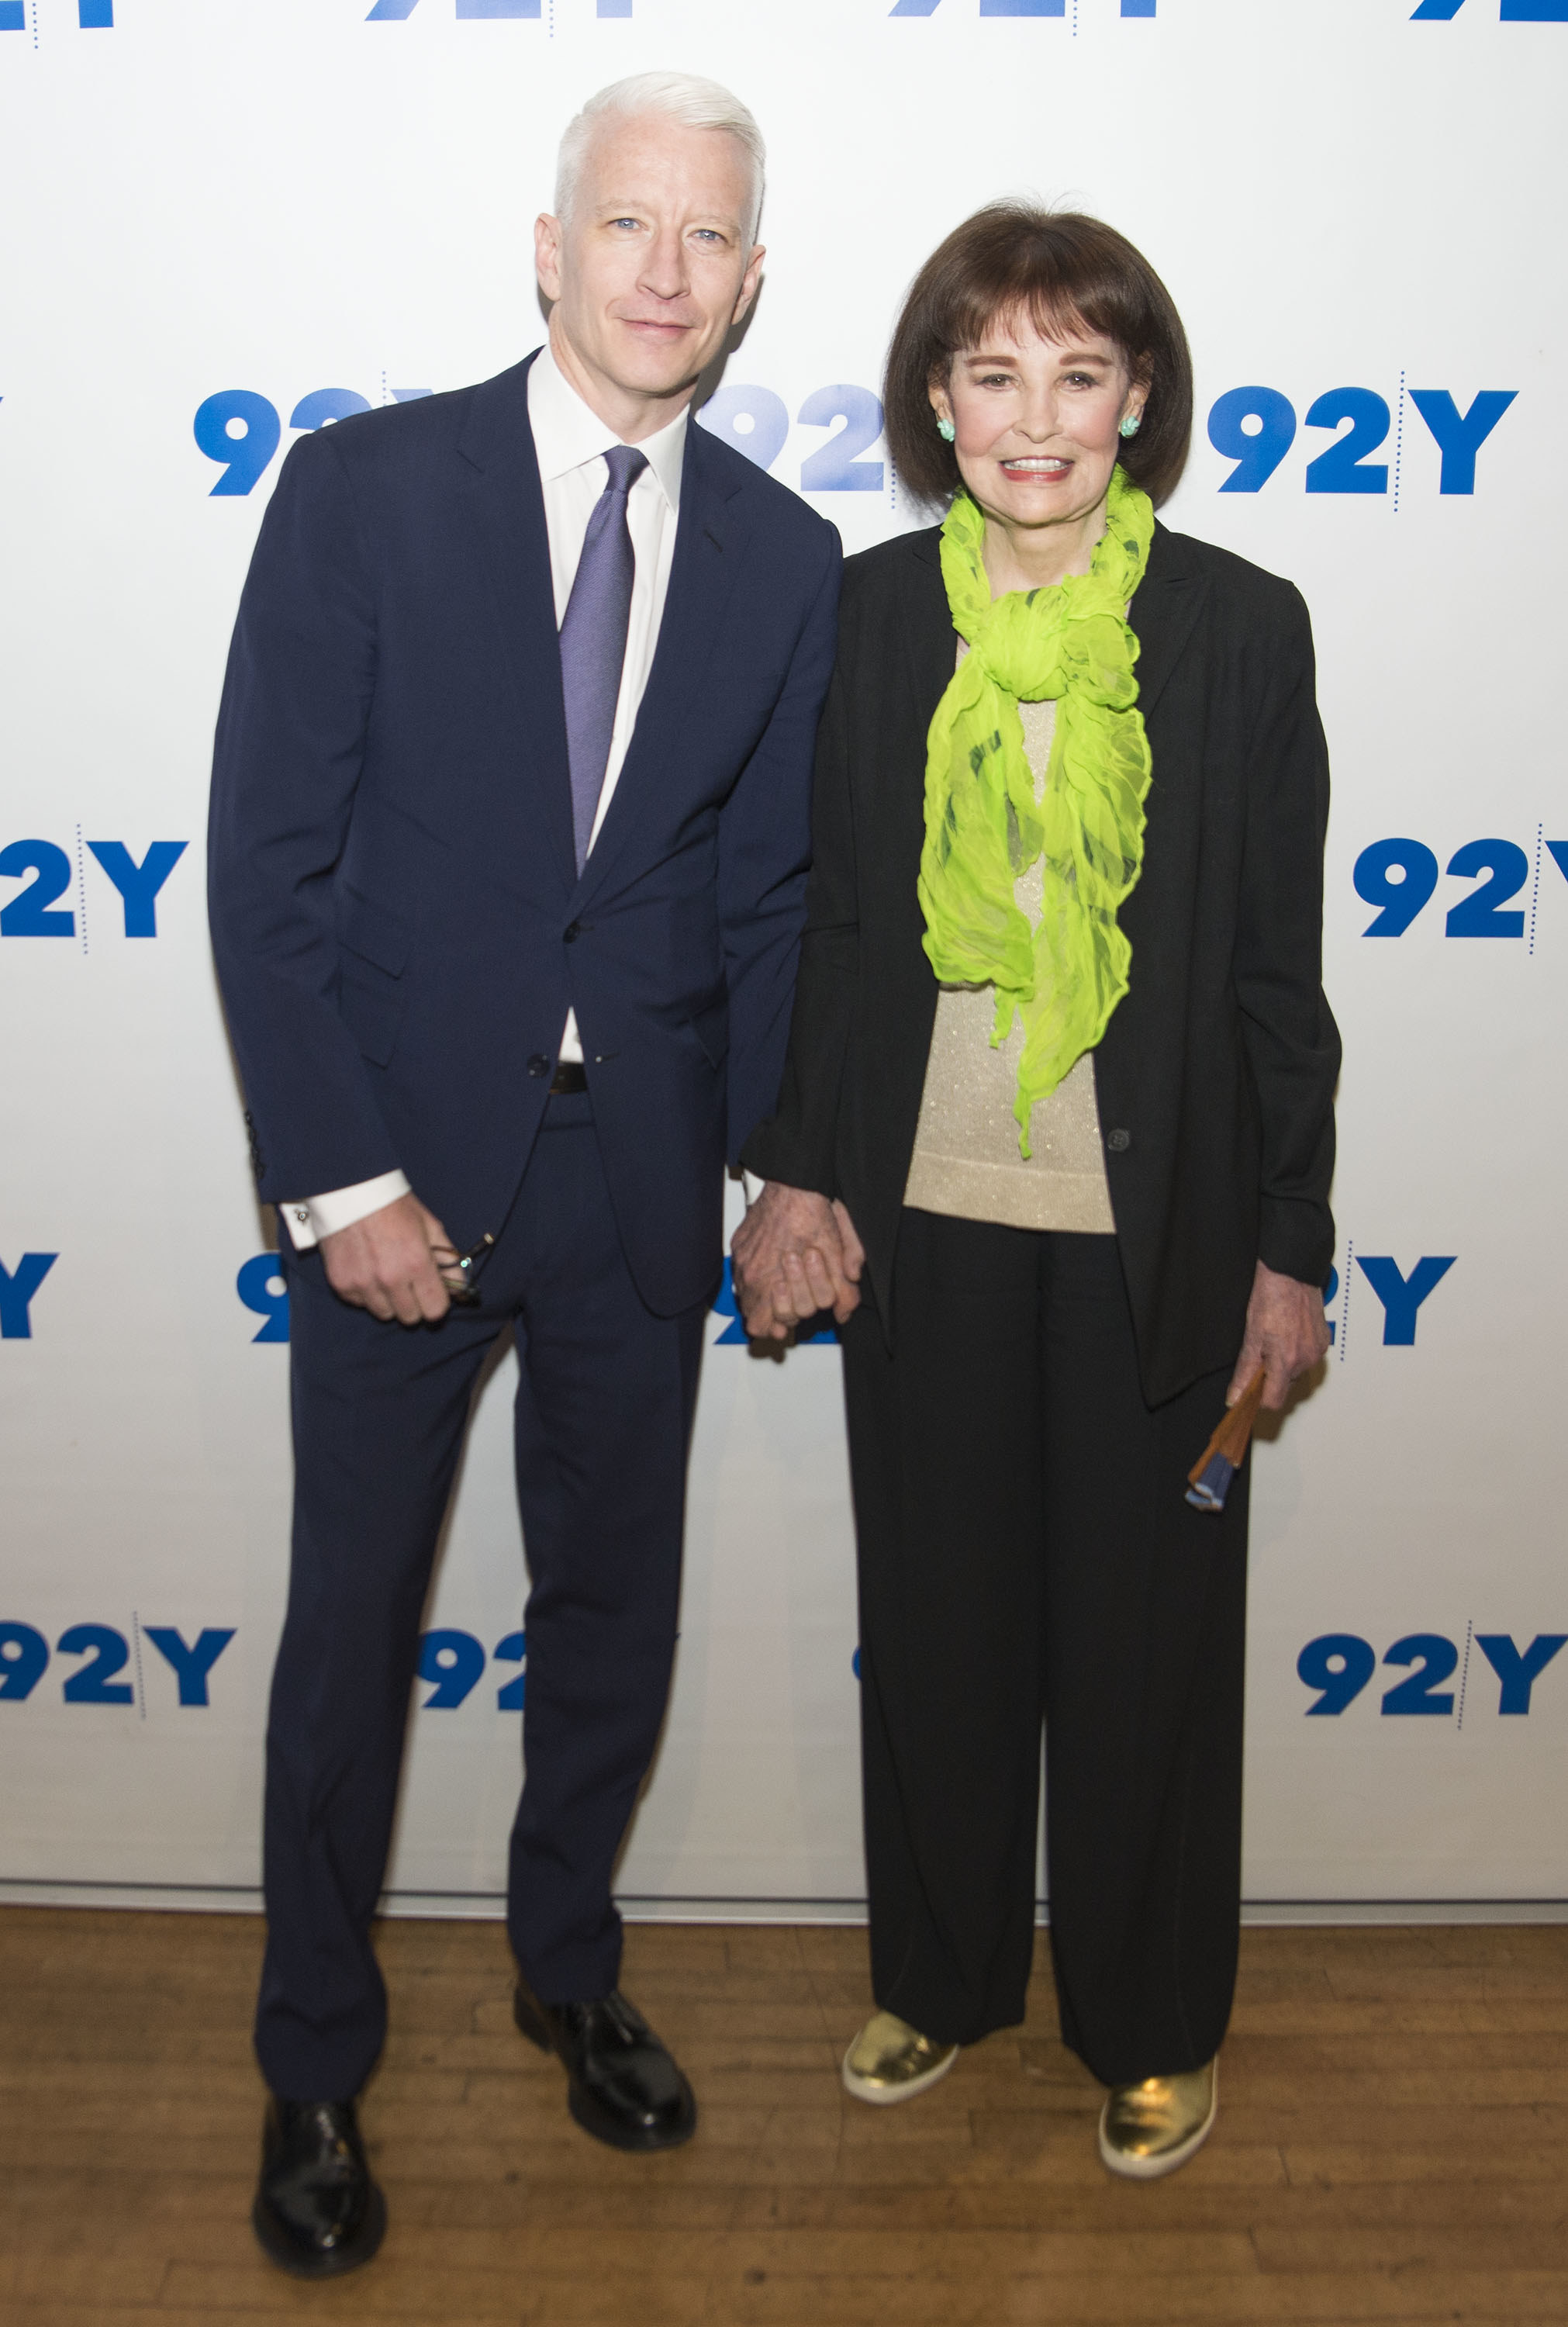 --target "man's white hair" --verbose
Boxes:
[554,71,765,245]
